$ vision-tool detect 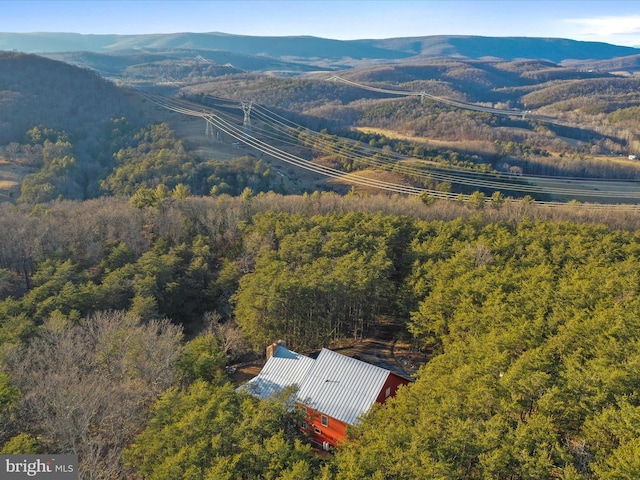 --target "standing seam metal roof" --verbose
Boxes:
[296,348,390,426]
[238,346,315,400]
[240,347,393,426]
